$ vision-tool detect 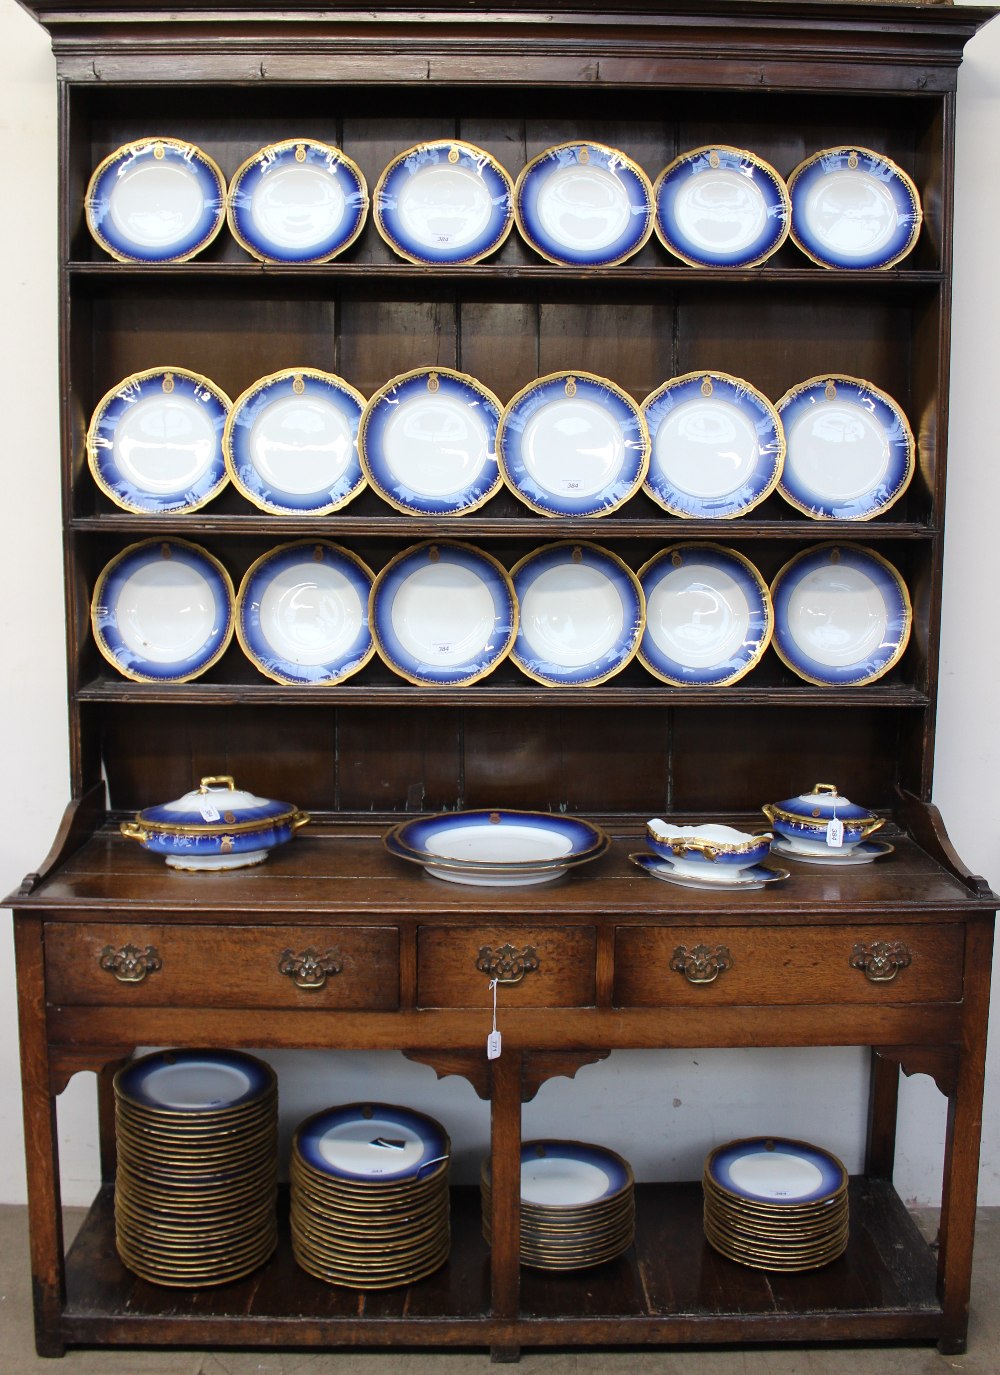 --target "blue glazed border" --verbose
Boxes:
[296,1103,449,1181]
[788,149,920,270]
[708,1137,846,1204]
[229,141,368,264]
[516,142,653,267]
[375,141,513,265]
[654,147,789,268]
[87,139,225,263]
[117,1049,273,1112]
